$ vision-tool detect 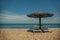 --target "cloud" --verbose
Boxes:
[41,16,60,24]
[0,11,60,24]
[1,14,34,20]
[0,11,36,23]
[0,10,31,20]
